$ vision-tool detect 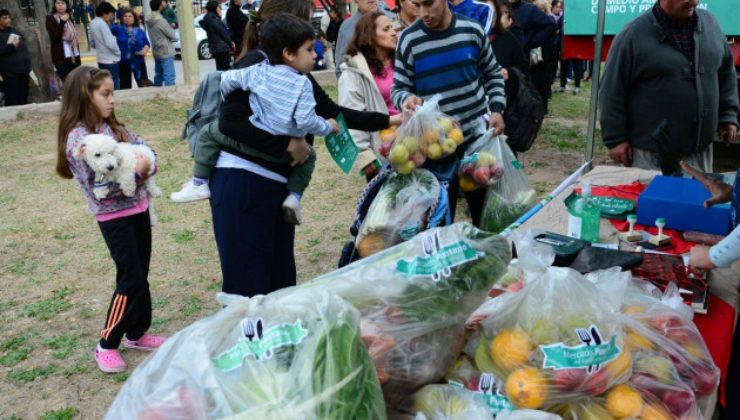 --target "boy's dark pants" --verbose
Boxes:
[97,211,153,349]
